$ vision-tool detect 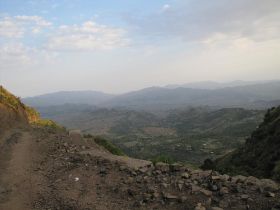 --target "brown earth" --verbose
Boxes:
[0,126,280,210]
[0,104,28,134]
